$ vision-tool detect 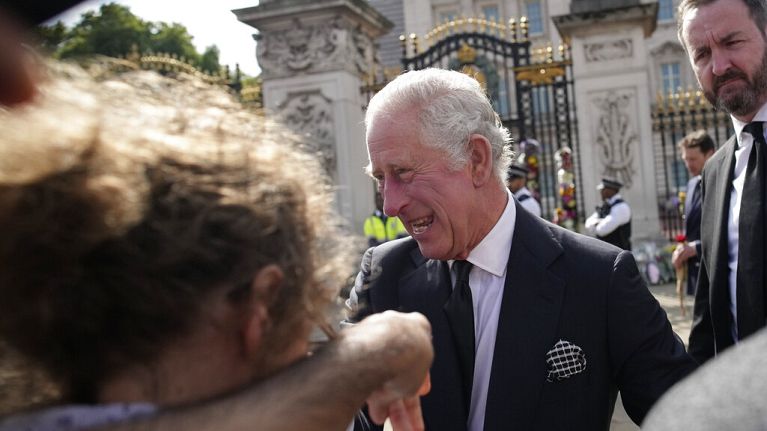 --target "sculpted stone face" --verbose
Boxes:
[681,0,767,121]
